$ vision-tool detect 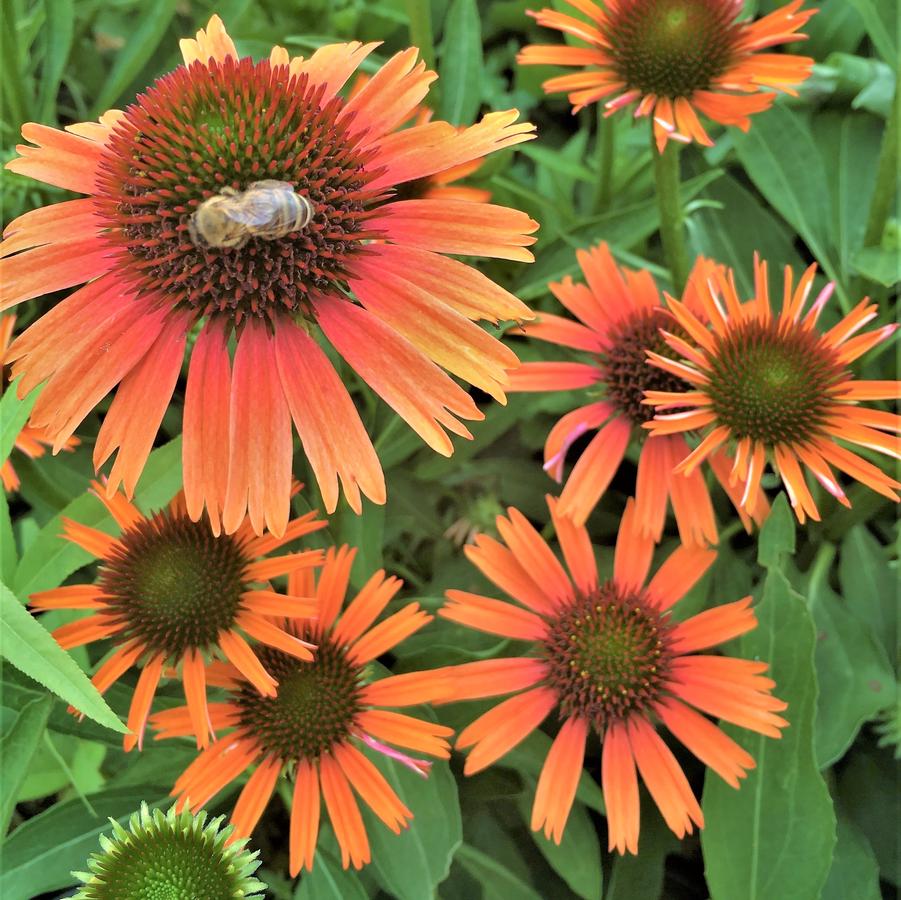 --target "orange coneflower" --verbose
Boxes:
[151,546,452,874]
[1,16,537,537]
[438,497,787,851]
[507,242,767,543]
[30,483,327,751]
[644,257,901,522]
[518,0,815,150]
[0,314,79,491]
